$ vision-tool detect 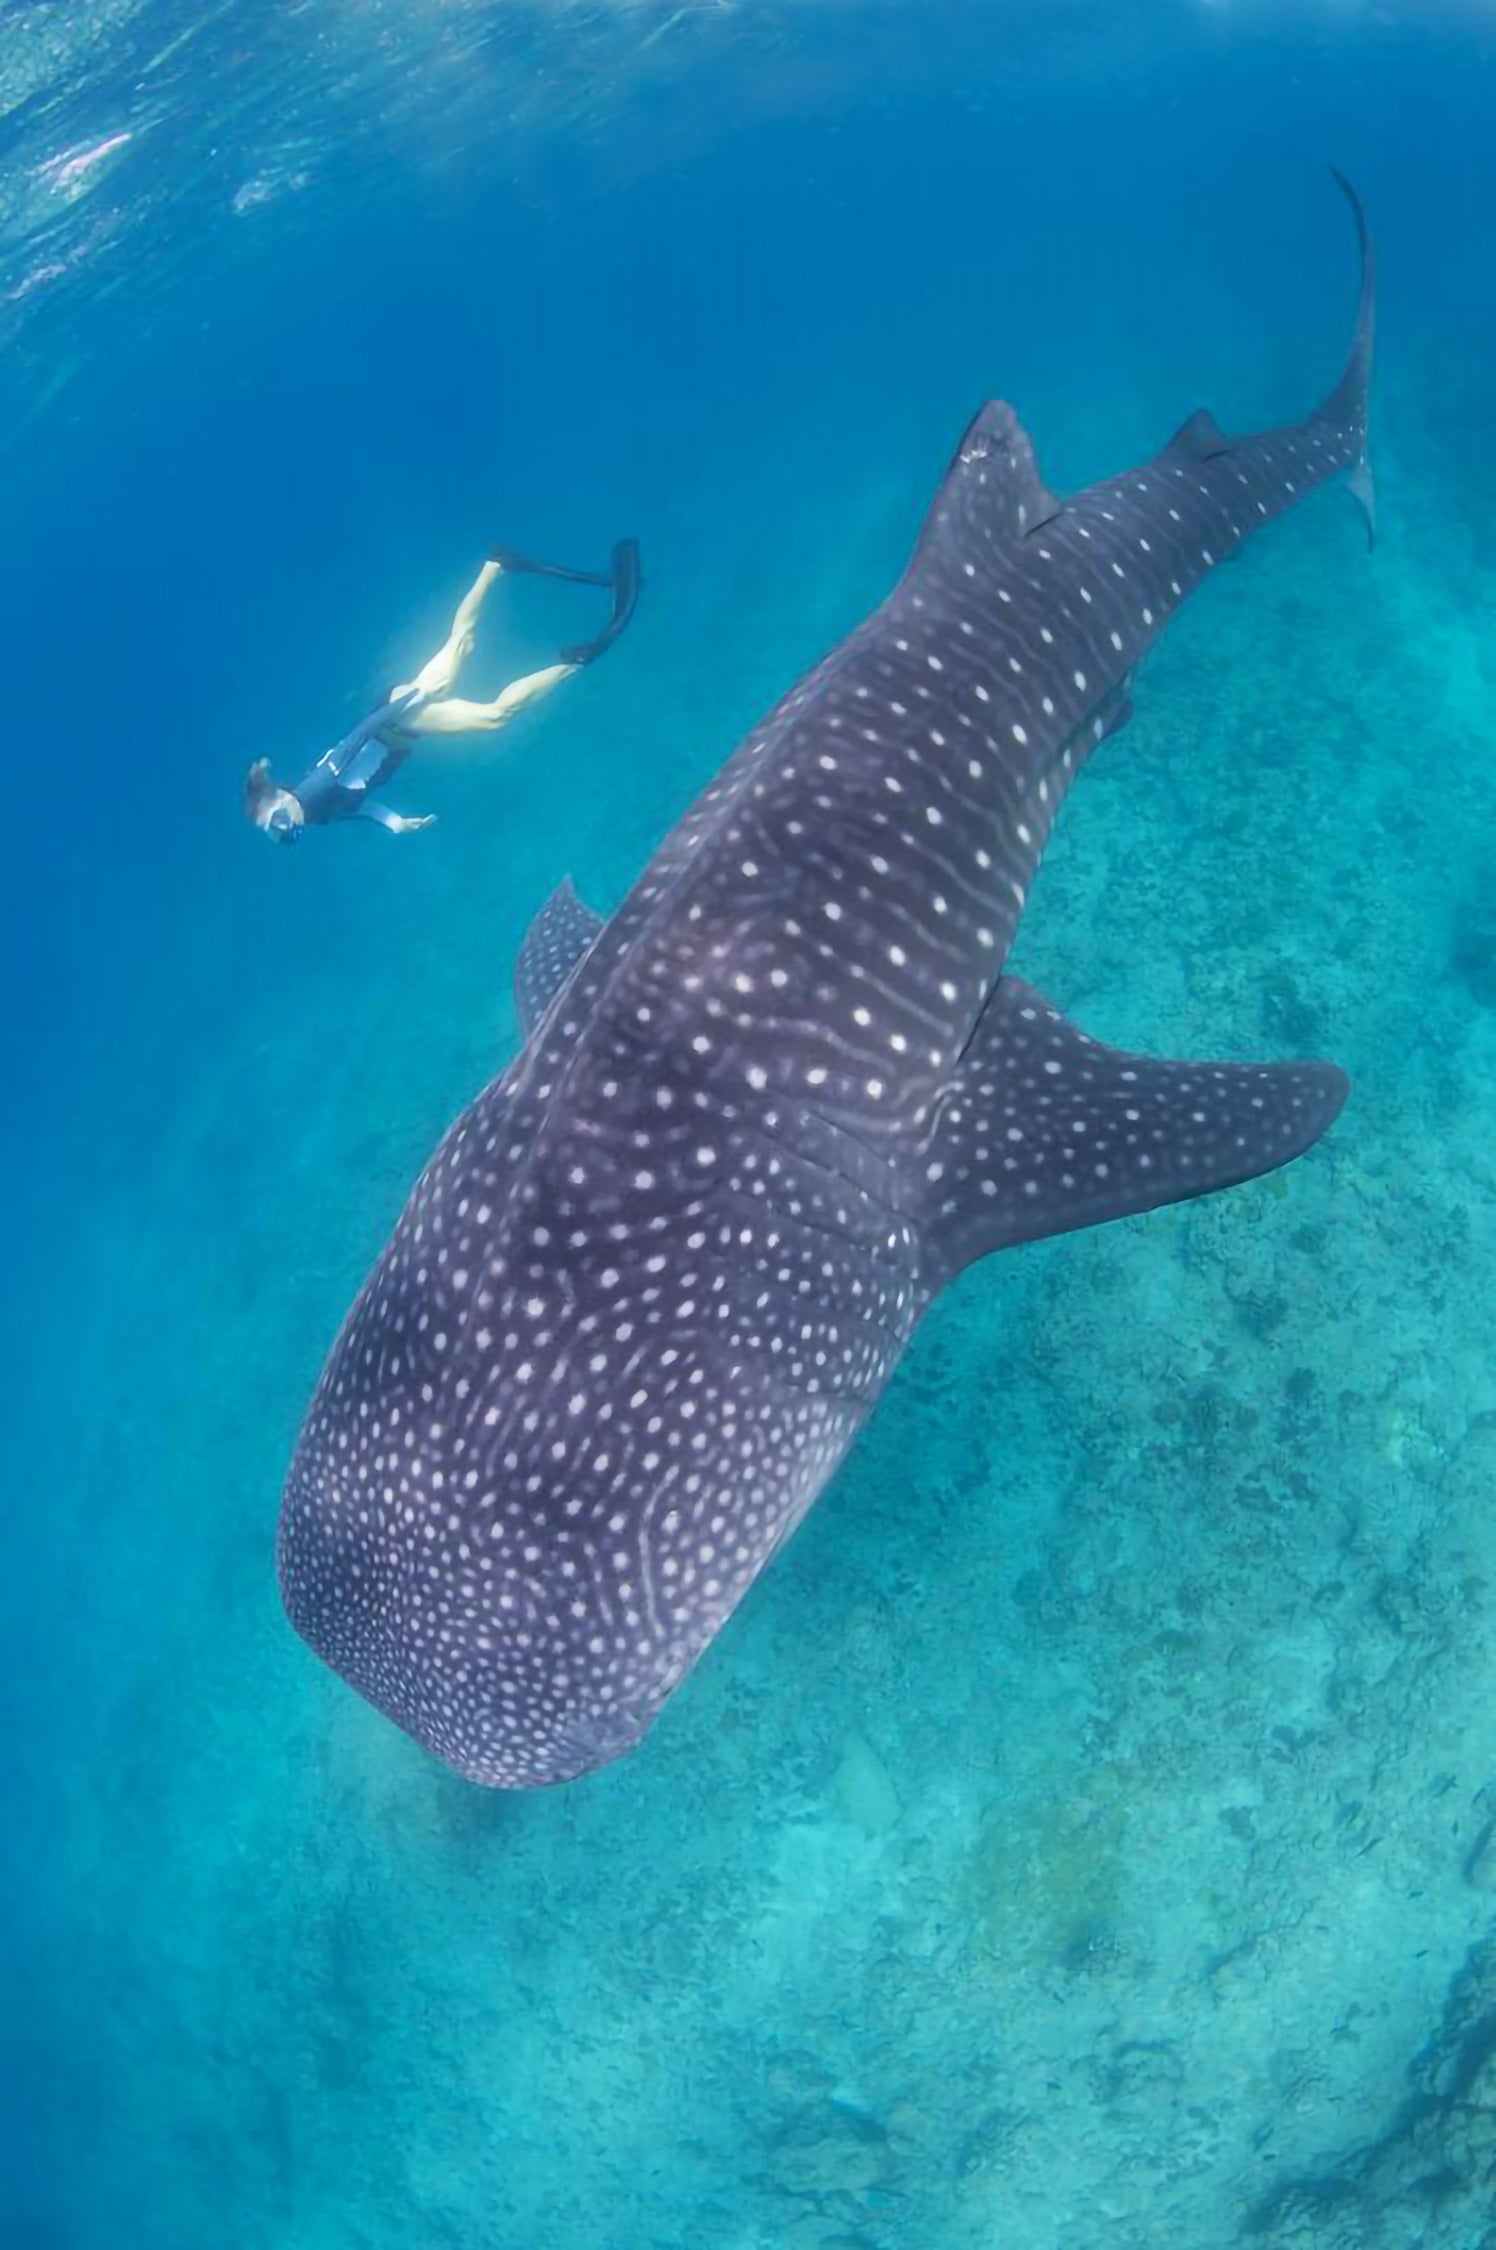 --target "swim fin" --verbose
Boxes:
[560,538,642,667]
[489,545,613,588]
